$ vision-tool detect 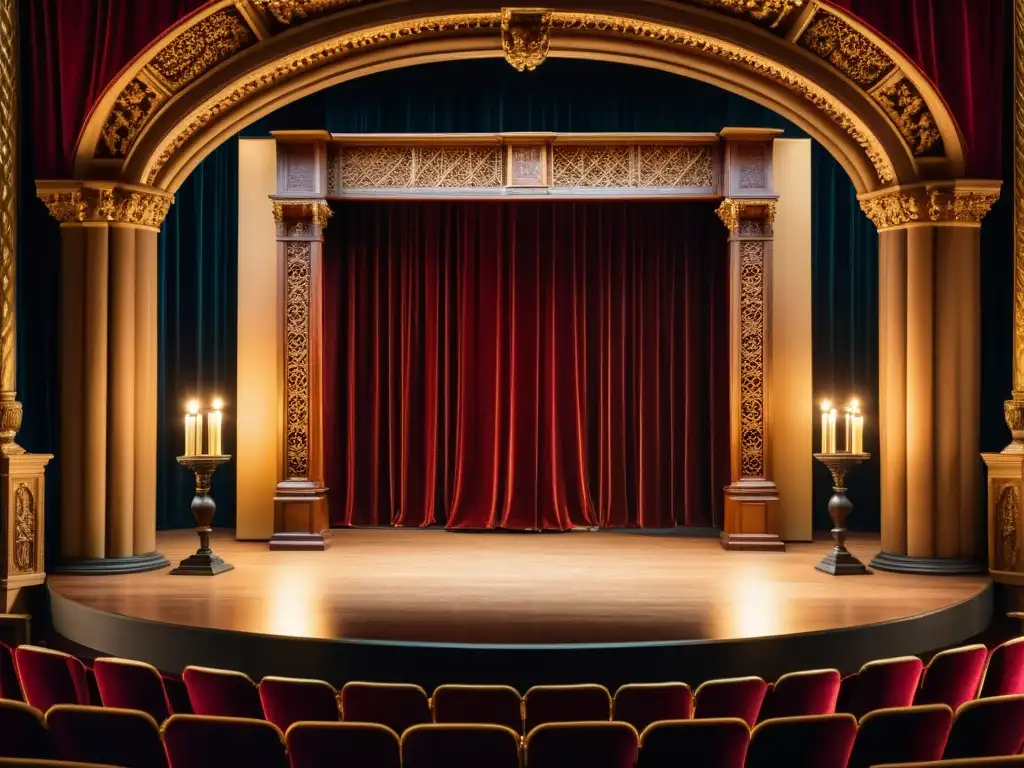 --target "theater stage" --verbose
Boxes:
[47,530,992,690]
